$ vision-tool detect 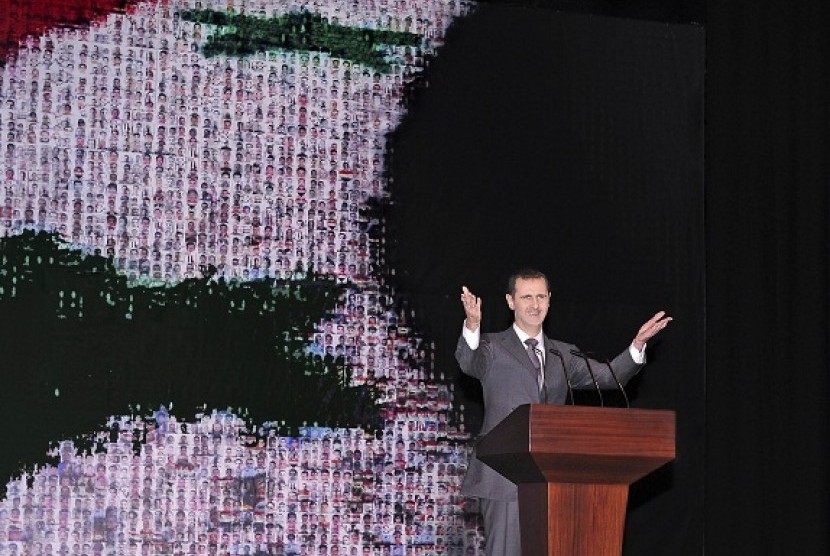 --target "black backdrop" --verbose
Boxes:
[390,0,830,553]
[705,2,830,555]
[387,5,705,554]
